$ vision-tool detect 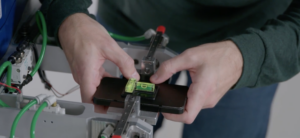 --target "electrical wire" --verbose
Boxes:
[0,61,12,88]
[50,84,79,98]
[30,11,47,77]
[30,102,48,138]
[0,61,14,107]
[108,32,146,41]
[32,43,79,98]
[0,82,21,93]
[9,11,47,137]
[32,44,51,89]
[0,99,9,107]
[10,100,37,138]
[0,61,12,107]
